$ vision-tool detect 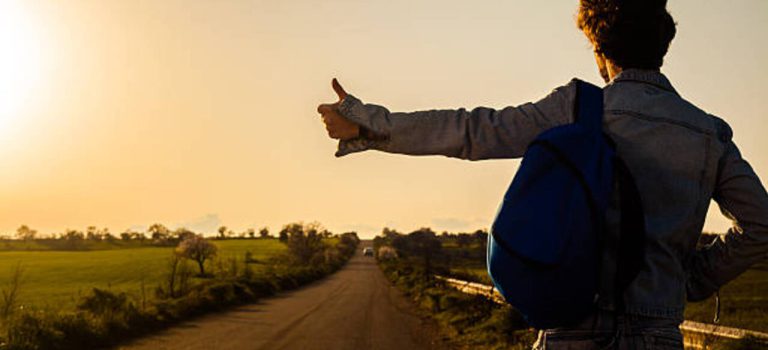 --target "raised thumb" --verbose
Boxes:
[332,78,348,101]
